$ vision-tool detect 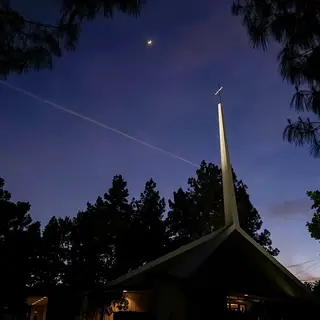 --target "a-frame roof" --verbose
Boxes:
[107,100,314,301]
[107,224,312,300]
[107,225,232,287]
